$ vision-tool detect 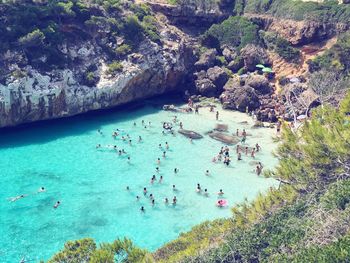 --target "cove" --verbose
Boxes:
[0,97,278,262]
